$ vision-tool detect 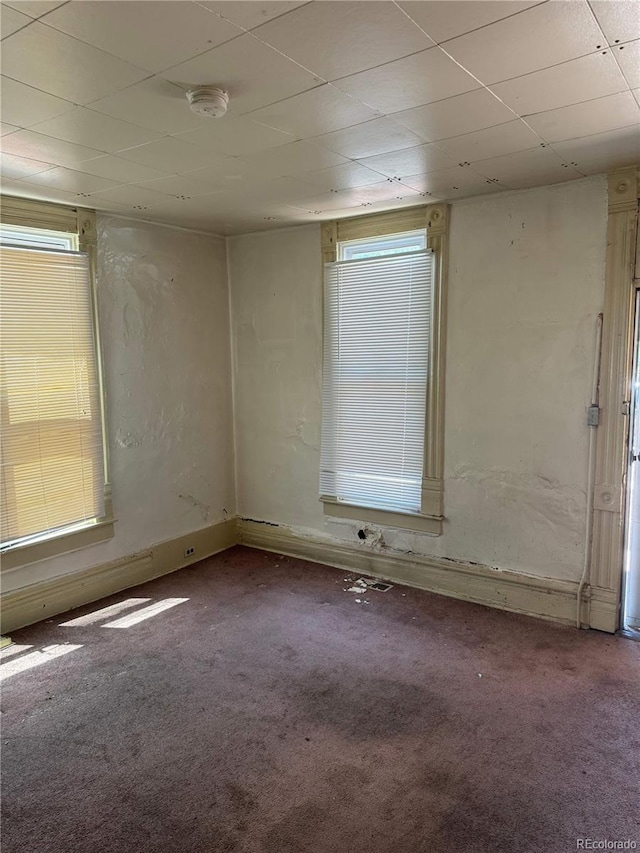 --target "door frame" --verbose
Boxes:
[586,167,639,632]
